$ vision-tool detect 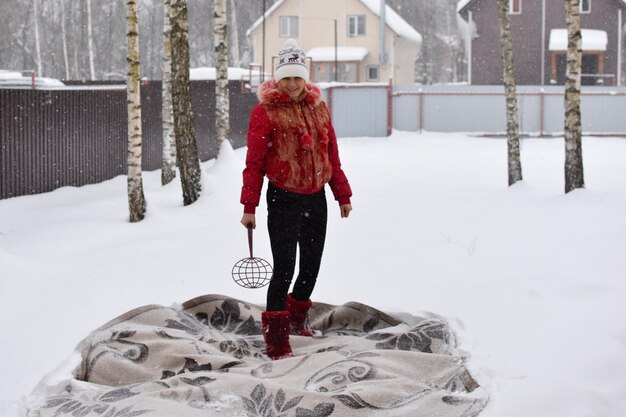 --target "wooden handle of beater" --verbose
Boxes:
[247,224,254,258]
